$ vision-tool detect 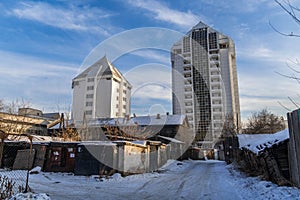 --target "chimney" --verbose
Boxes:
[156,113,161,119]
